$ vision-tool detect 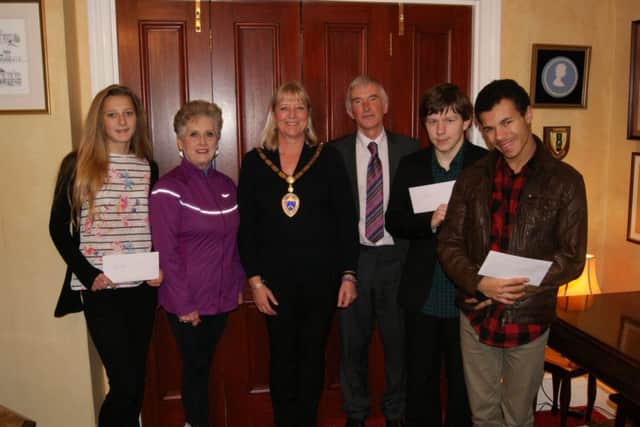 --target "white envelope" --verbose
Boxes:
[102,252,159,284]
[409,180,456,213]
[477,250,552,287]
